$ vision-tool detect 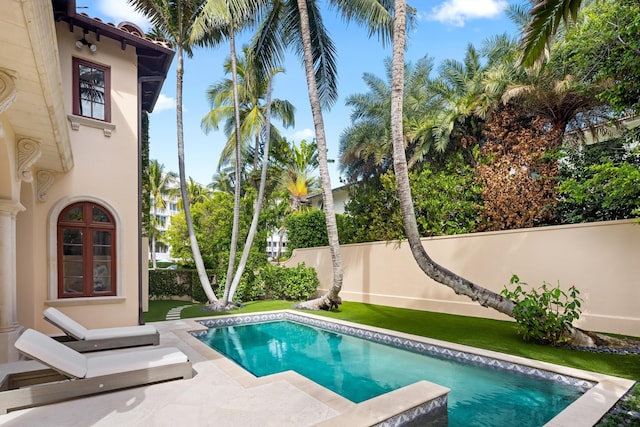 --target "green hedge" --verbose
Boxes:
[149,269,220,303]
[149,262,319,303]
[258,263,319,301]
